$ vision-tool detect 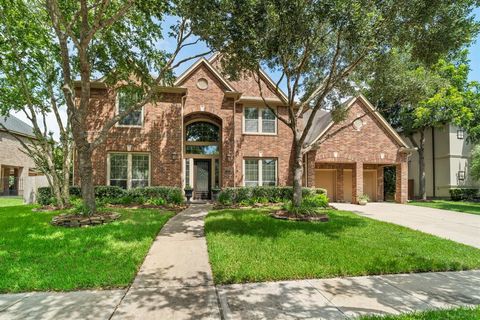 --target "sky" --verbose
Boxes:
[12,8,480,139]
